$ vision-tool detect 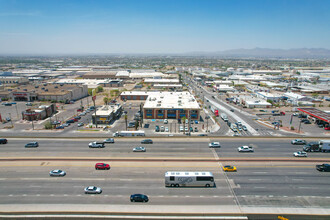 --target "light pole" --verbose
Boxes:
[8,113,13,128]
[298,119,302,133]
